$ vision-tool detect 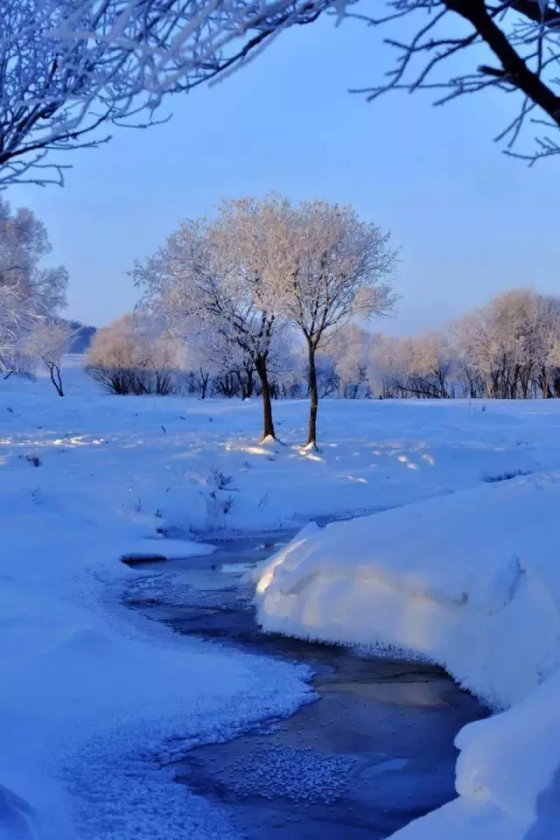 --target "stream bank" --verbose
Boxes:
[124,537,488,839]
